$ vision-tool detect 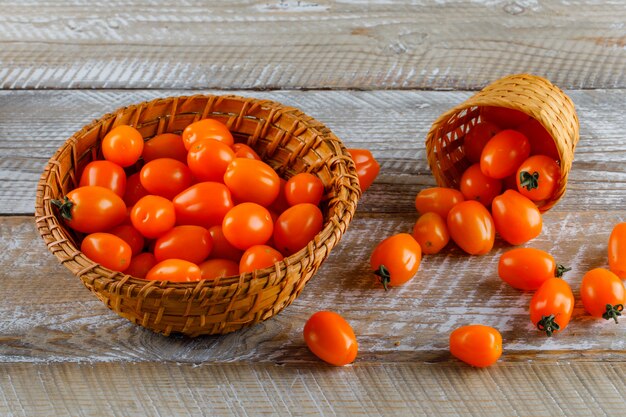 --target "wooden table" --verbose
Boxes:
[1,1,625,415]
